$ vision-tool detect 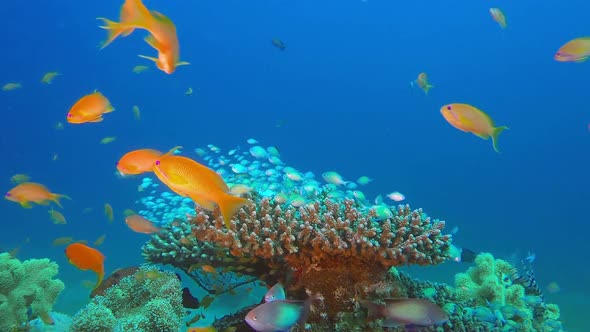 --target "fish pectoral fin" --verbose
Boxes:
[190,194,216,211]
[176,61,190,67]
[166,173,190,186]
[144,35,162,50]
[138,54,158,63]
[19,201,32,209]
[88,117,104,123]
[575,57,588,63]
